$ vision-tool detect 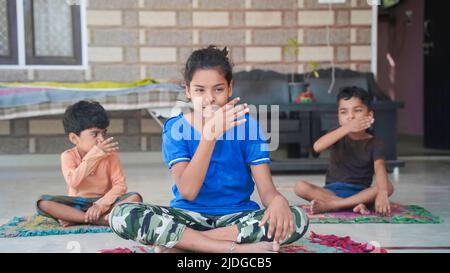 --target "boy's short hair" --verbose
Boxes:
[337,86,373,111]
[63,100,110,135]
